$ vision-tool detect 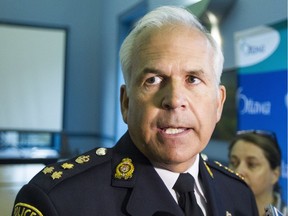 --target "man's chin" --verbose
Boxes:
[152,153,197,170]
